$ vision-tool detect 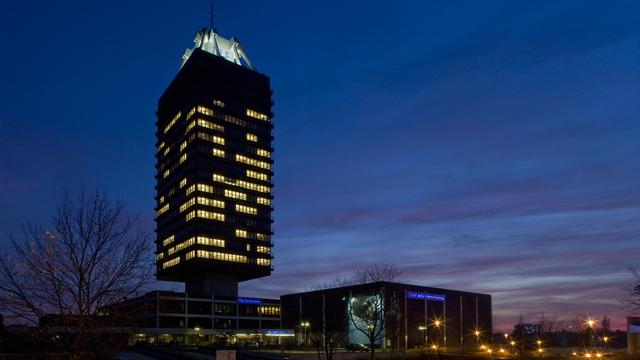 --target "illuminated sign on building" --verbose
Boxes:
[407,292,446,301]
[238,297,261,305]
